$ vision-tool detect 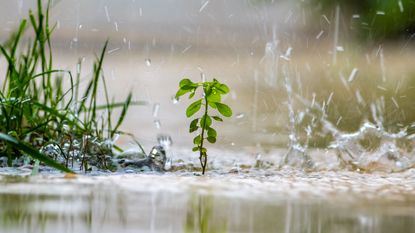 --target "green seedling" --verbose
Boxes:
[175,78,232,175]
